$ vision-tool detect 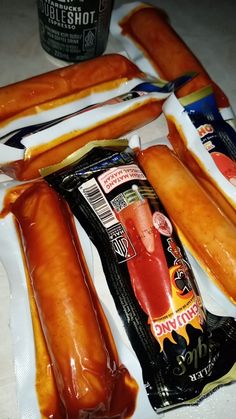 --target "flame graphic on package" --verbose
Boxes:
[117,191,204,352]
[149,265,204,351]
